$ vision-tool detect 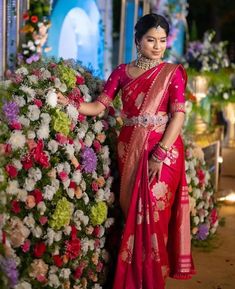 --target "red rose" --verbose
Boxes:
[31,189,43,204]
[74,265,84,279]
[33,99,43,108]
[10,122,22,130]
[78,114,86,122]
[11,200,21,213]
[93,140,101,152]
[31,15,38,23]
[53,255,63,267]
[5,164,18,178]
[76,75,85,85]
[5,144,12,154]
[32,140,50,168]
[23,12,29,20]
[34,242,46,258]
[21,154,34,170]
